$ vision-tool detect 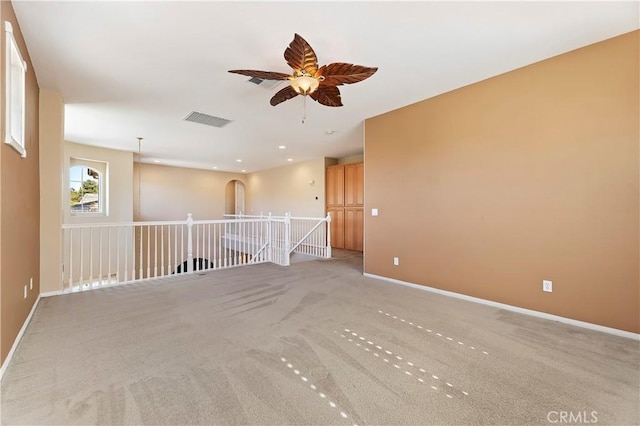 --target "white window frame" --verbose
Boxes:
[4,21,27,158]
[69,158,108,217]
